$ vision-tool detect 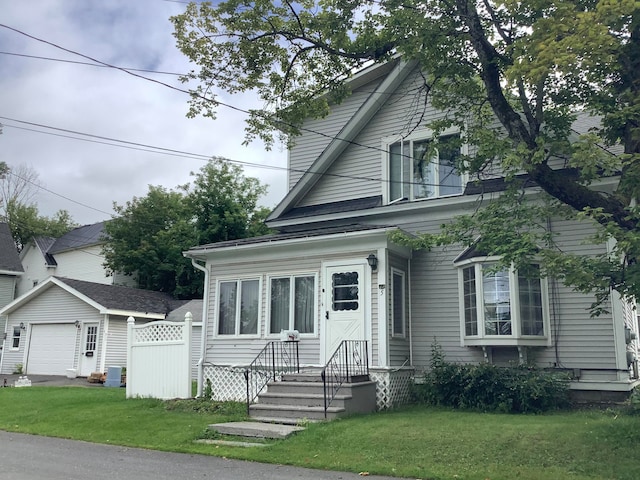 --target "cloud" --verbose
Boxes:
[0,0,287,225]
